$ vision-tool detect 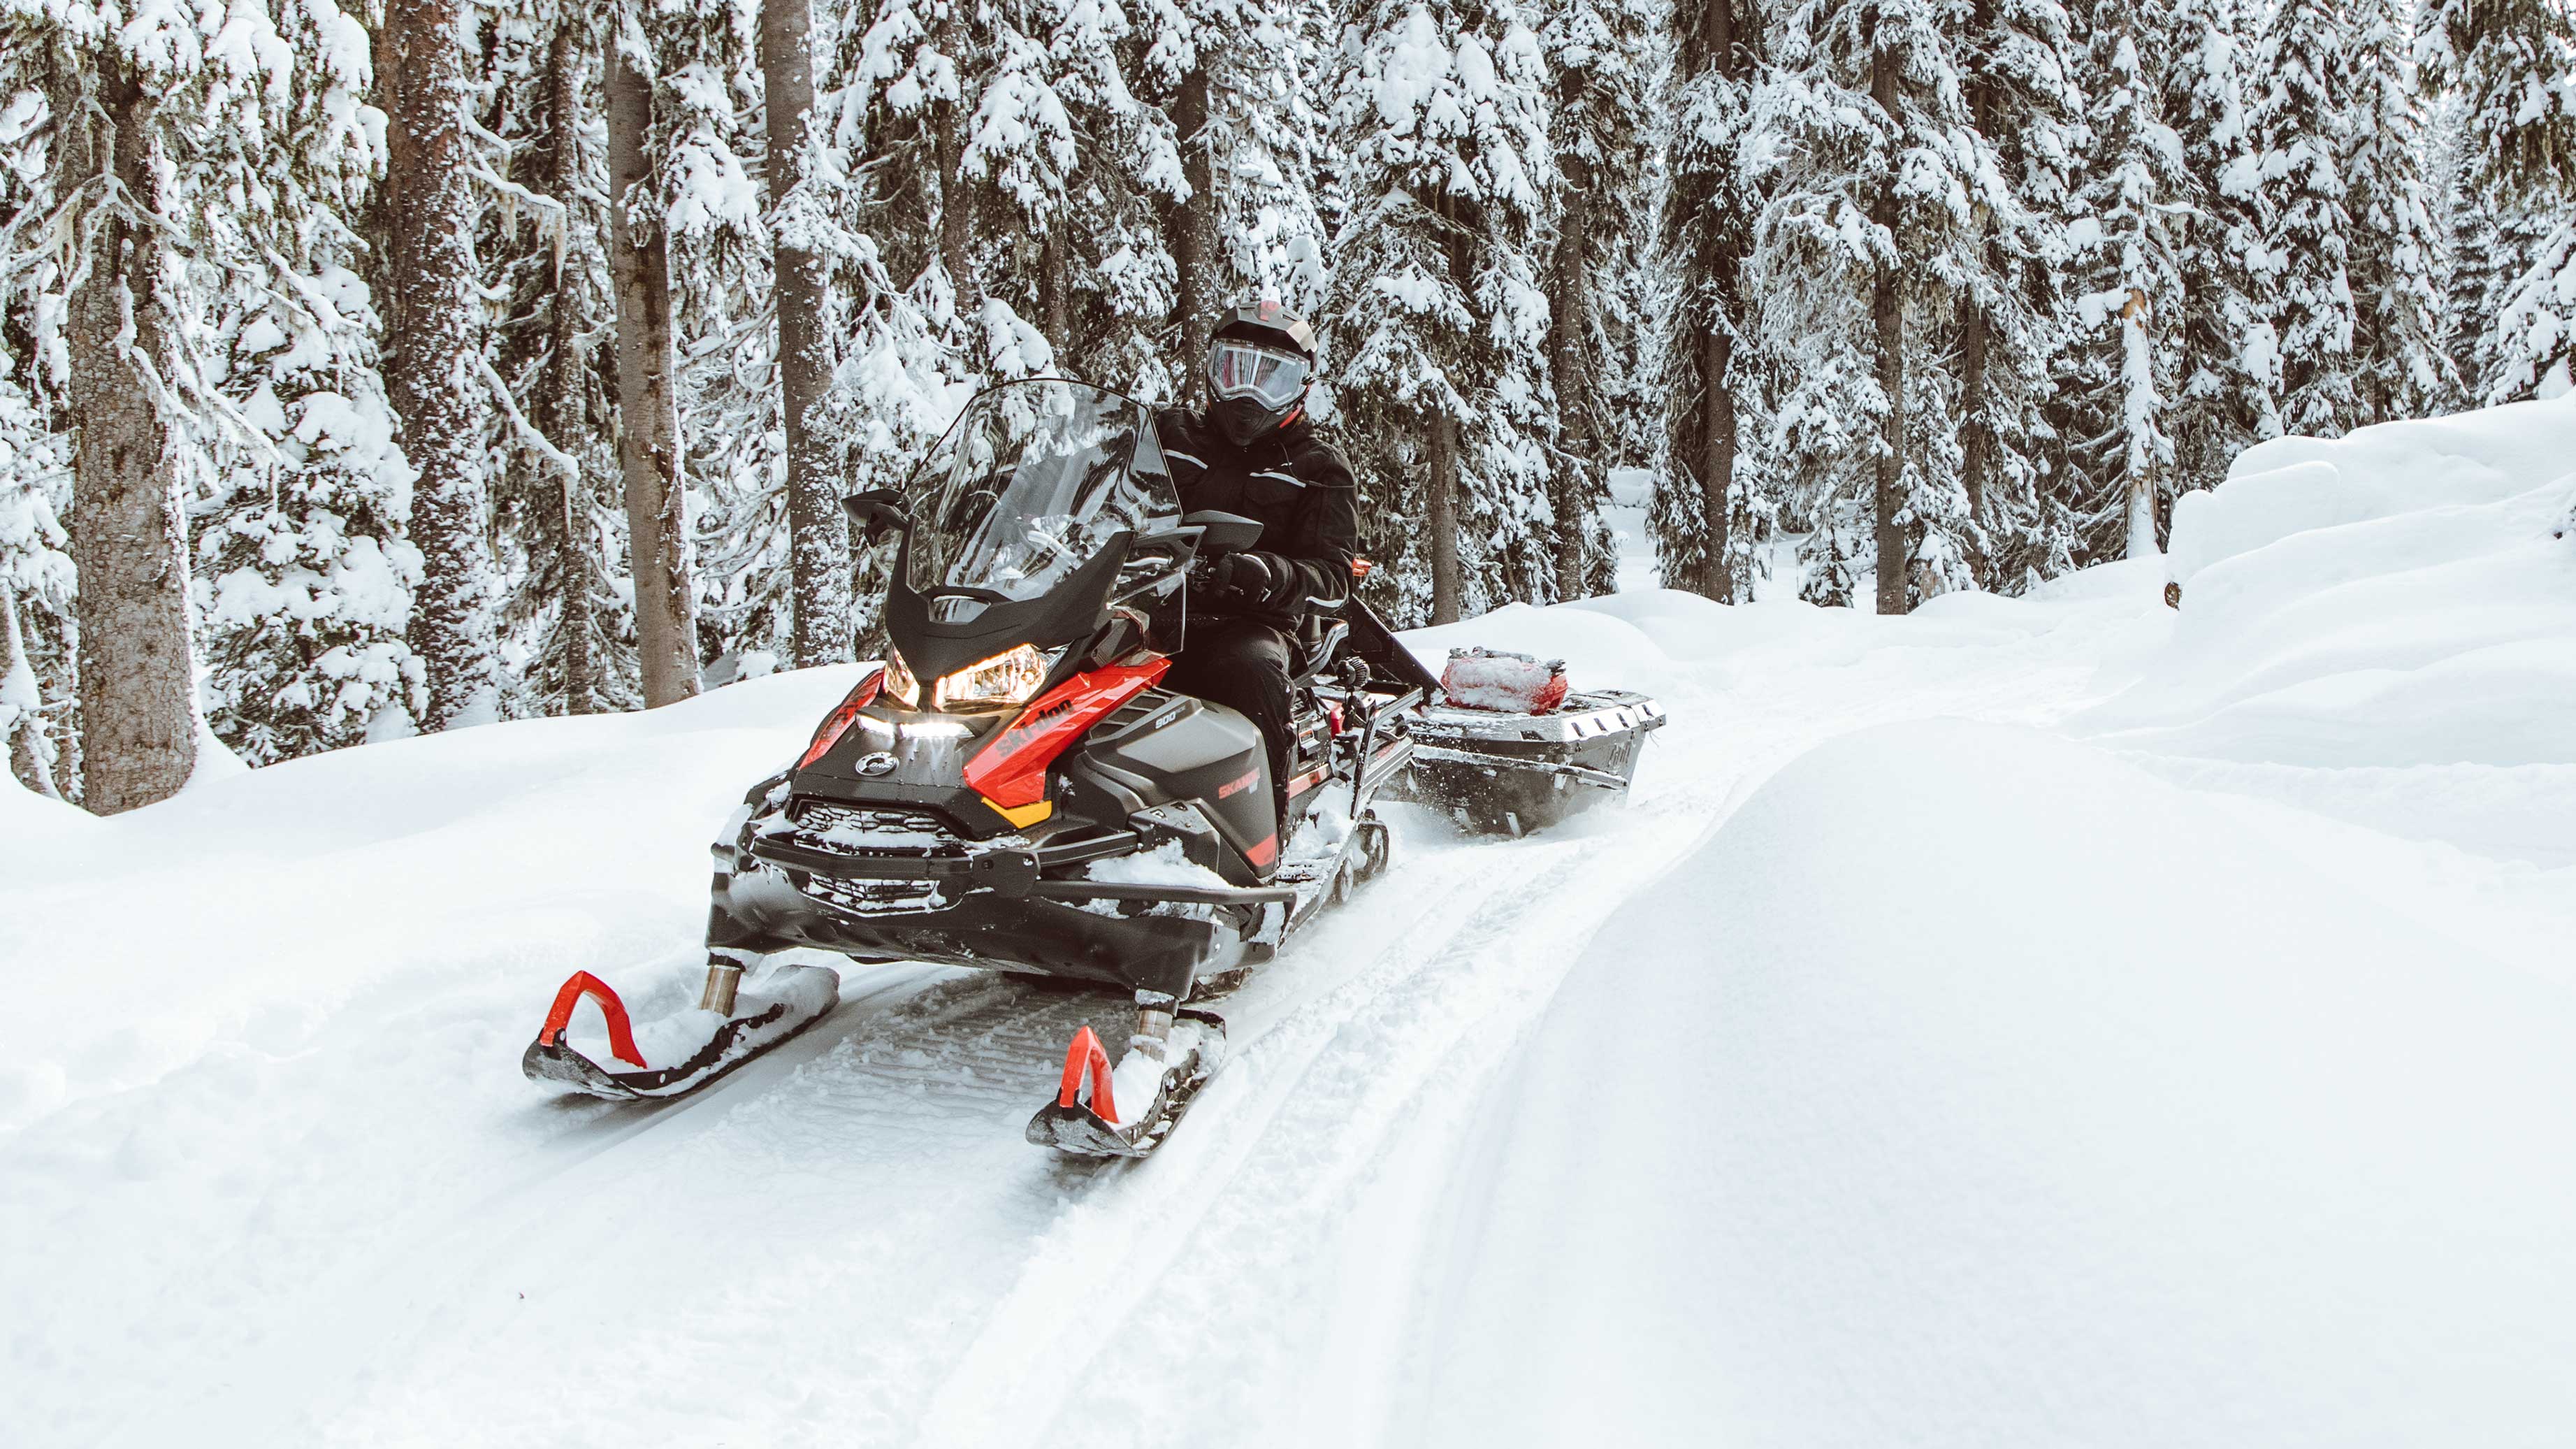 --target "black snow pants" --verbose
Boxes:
[1166,616,1295,832]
